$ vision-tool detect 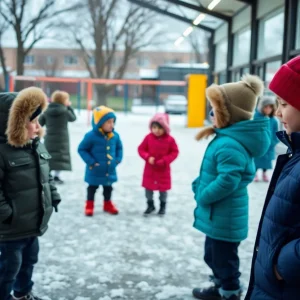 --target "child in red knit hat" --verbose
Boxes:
[138,113,179,216]
[246,56,300,299]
